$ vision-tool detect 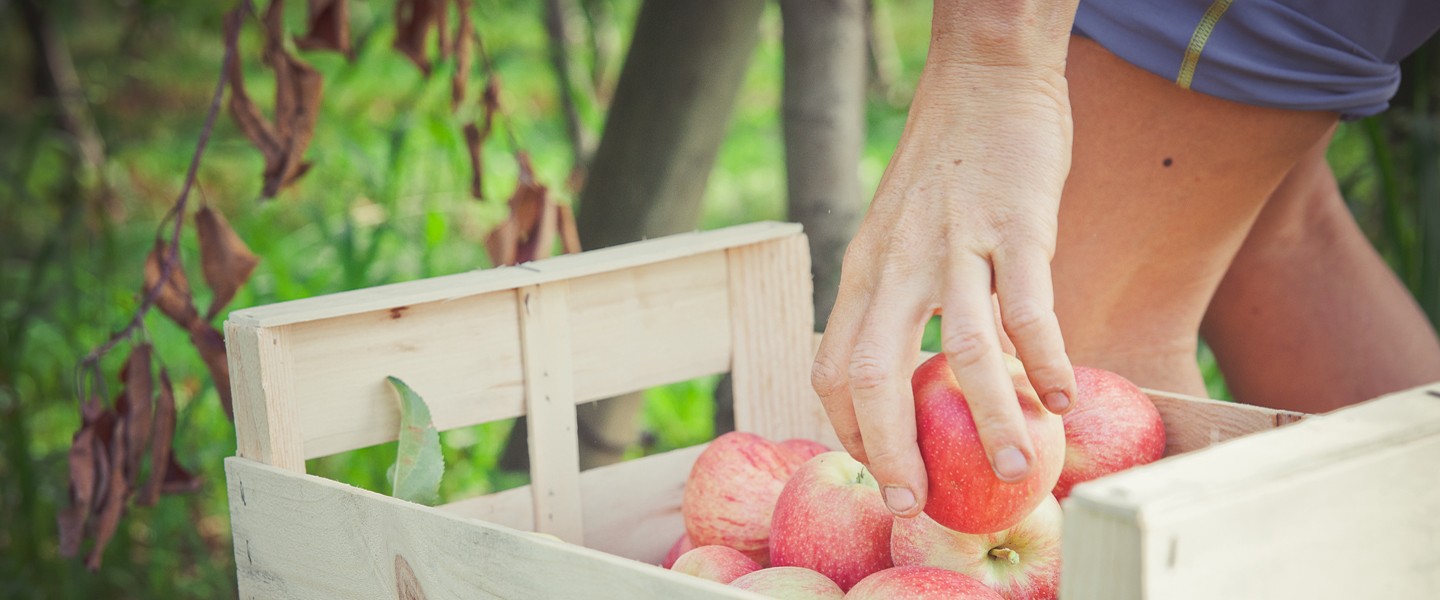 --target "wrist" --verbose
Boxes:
[928,0,1079,72]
